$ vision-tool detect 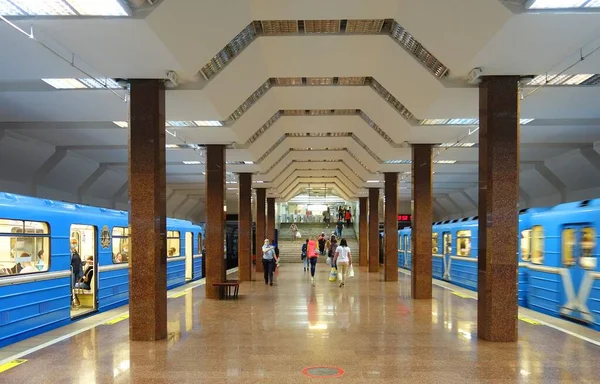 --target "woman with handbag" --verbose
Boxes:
[307,238,319,286]
[333,238,352,288]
